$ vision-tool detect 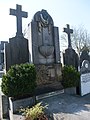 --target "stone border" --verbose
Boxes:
[9,96,35,120]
